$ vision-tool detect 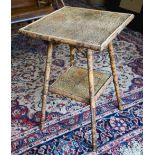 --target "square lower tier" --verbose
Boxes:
[49,66,112,103]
